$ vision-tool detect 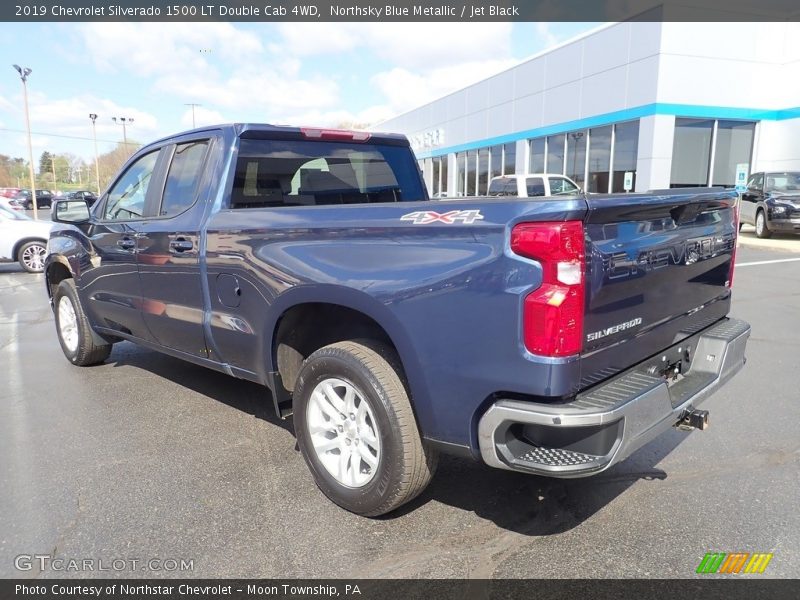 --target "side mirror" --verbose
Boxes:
[52,199,91,224]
